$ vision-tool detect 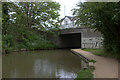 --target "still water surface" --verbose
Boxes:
[3,50,81,78]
